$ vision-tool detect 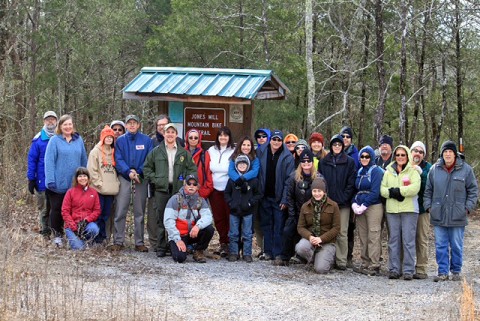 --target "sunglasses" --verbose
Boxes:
[256,135,267,139]
[286,141,297,145]
[395,153,407,157]
[300,159,312,163]
[332,142,342,147]
[188,136,199,140]
[271,137,282,142]
[412,149,424,154]
[295,146,306,150]
[342,135,351,139]
[360,155,370,159]
[186,181,198,186]
[112,128,124,132]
